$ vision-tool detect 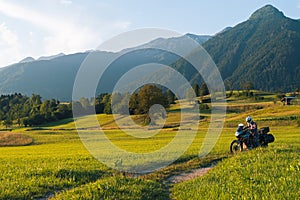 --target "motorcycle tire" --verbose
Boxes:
[230,140,243,154]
